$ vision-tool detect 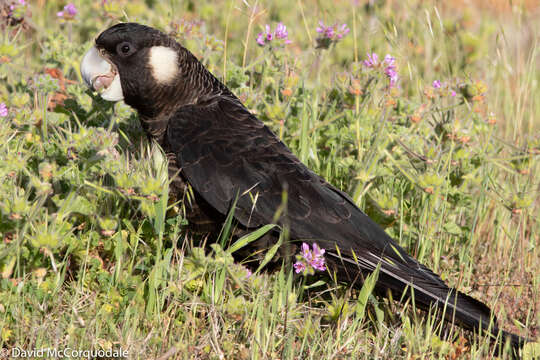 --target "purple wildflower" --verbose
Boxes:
[337,23,350,39]
[316,22,324,34]
[310,244,326,271]
[256,23,291,47]
[256,32,265,46]
[293,262,306,273]
[384,66,397,78]
[57,3,77,18]
[432,80,442,89]
[363,53,379,68]
[322,27,334,39]
[315,21,349,49]
[294,242,326,274]
[9,0,25,9]
[389,75,399,88]
[0,103,8,117]
[245,268,252,279]
[316,21,349,40]
[274,23,289,40]
[311,257,326,271]
[312,243,325,258]
[451,90,457,97]
[9,0,26,8]
[385,67,399,87]
[383,54,399,87]
[8,0,27,20]
[316,21,334,39]
[364,52,399,88]
[265,25,273,42]
[65,3,77,15]
[383,54,395,67]
[301,242,312,261]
